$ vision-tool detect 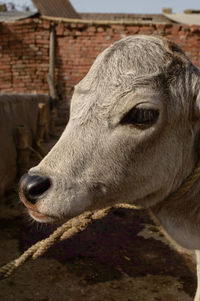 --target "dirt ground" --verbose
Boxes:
[0,128,197,301]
